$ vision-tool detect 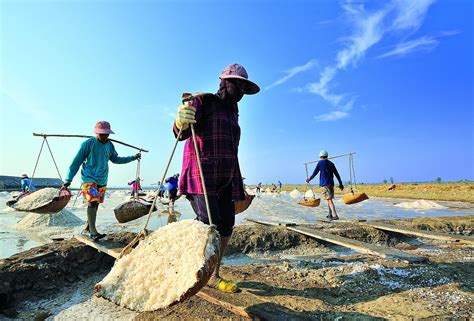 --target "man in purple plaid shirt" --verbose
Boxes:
[173,63,259,293]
